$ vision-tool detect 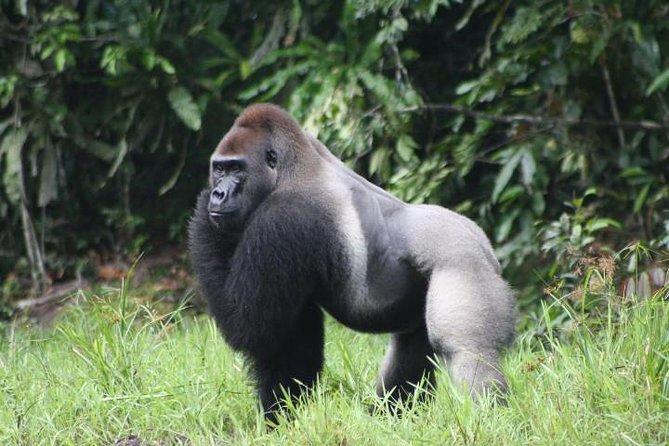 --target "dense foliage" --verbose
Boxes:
[1,0,668,306]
